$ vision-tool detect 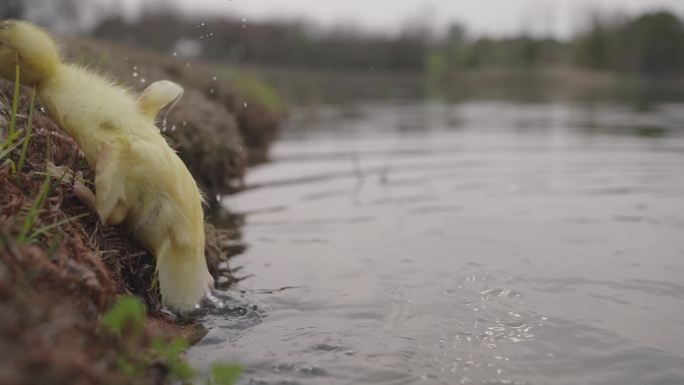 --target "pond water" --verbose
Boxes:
[189,100,684,385]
